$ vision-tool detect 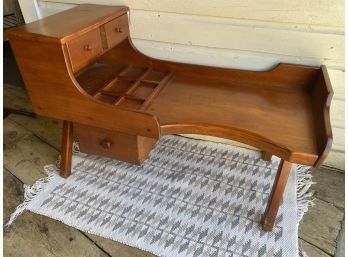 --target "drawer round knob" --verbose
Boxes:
[100,139,111,150]
[84,44,92,51]
[115,27,122,33]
